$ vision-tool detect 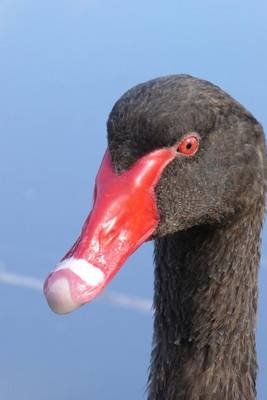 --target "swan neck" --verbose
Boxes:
[148,209,264,399]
